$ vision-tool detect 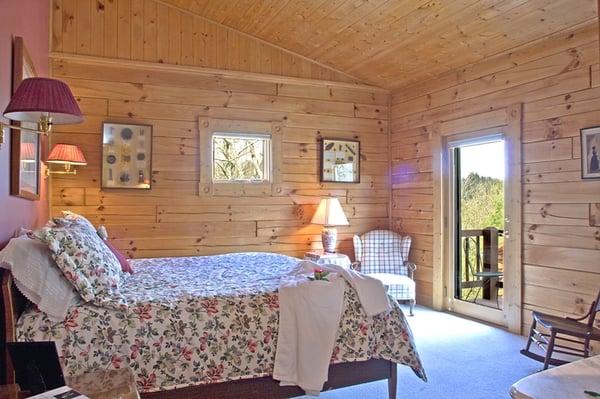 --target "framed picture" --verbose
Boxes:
[10,36,41,200]
[101,122,152,189]
[320,138,360,183]
[581,126,600,179]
